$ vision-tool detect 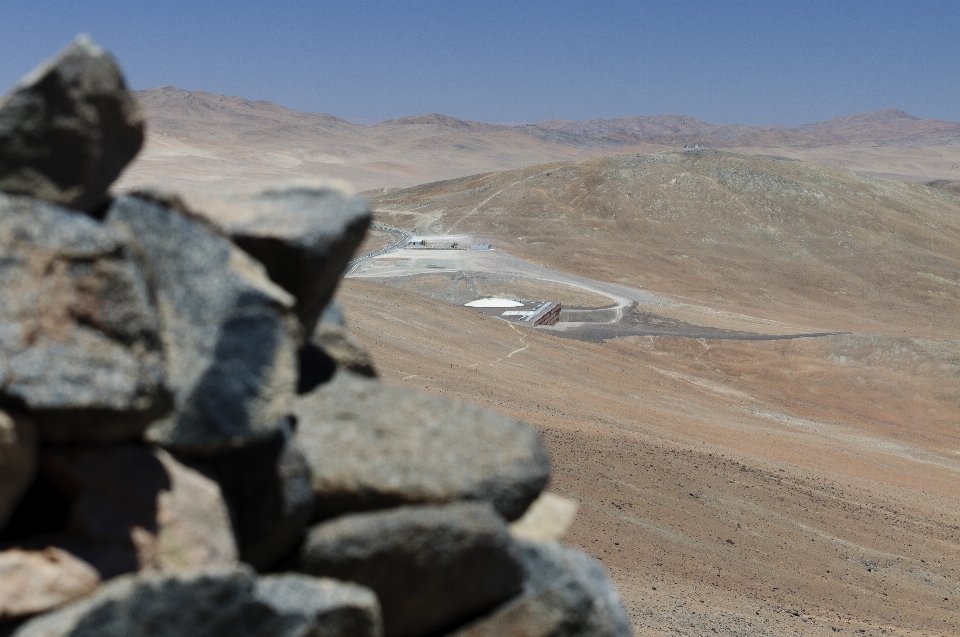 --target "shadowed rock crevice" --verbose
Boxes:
[296,344,337,394]
[0,472,71,544]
